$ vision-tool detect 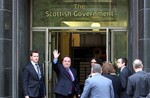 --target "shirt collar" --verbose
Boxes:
[91,73,101,77]
[121,66,126,72]
[31,61,37,66]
